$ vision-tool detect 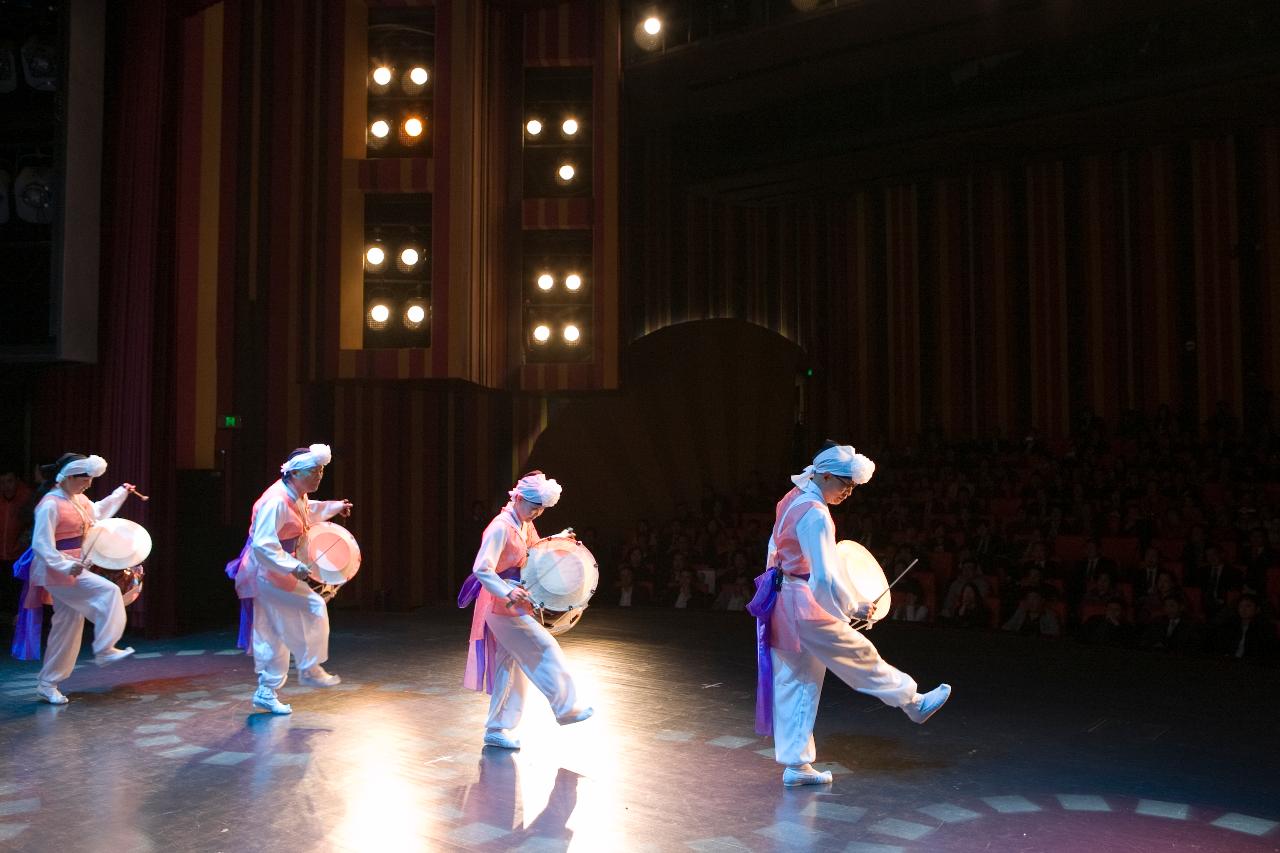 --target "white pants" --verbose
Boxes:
[484,613,580,732]
[38,572,127,688]
[252,580,329,690]
[771,617,918,766]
